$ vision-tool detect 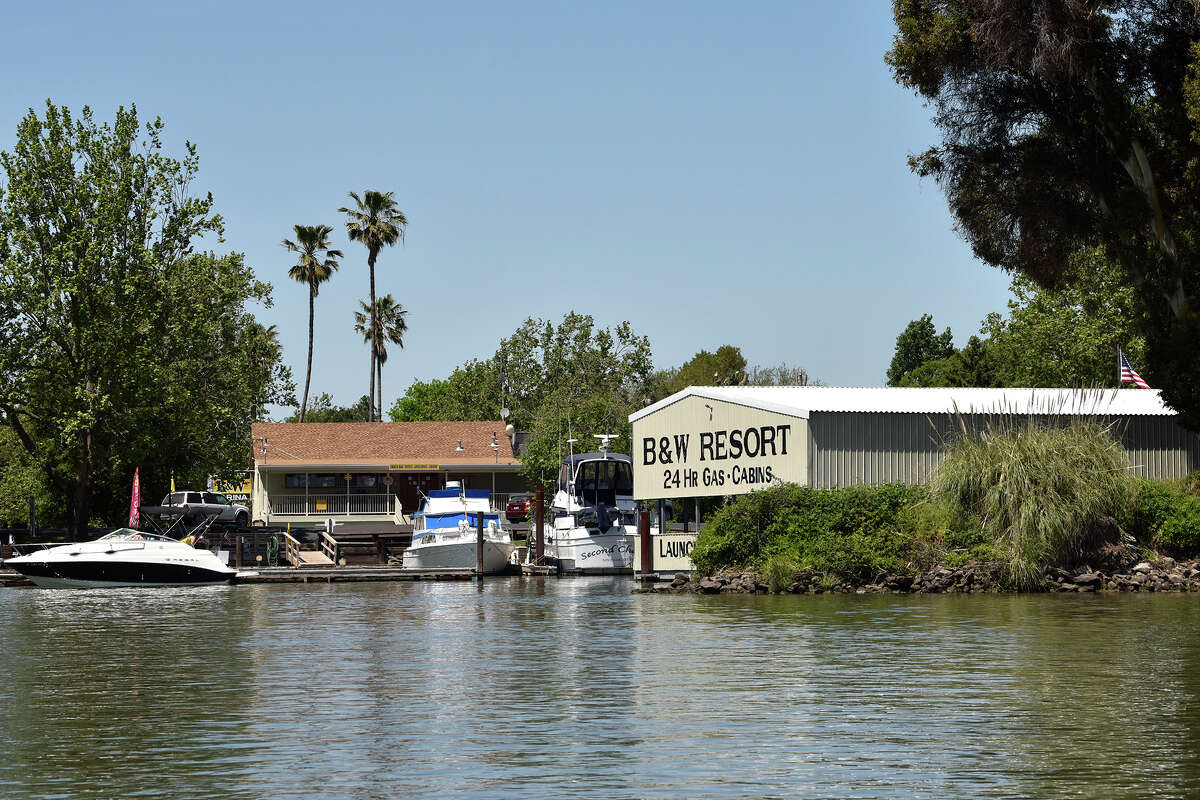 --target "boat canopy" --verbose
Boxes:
[428,488,490,500]
[559,454,633,508]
